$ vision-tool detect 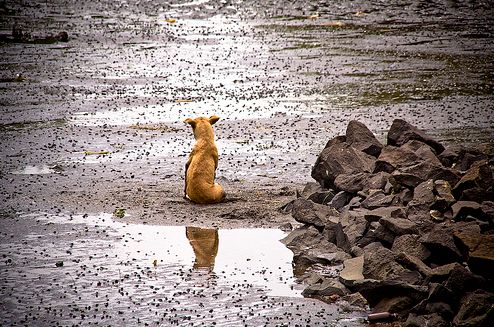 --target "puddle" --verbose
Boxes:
[10,164,62,175]
[0,212,366,325]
